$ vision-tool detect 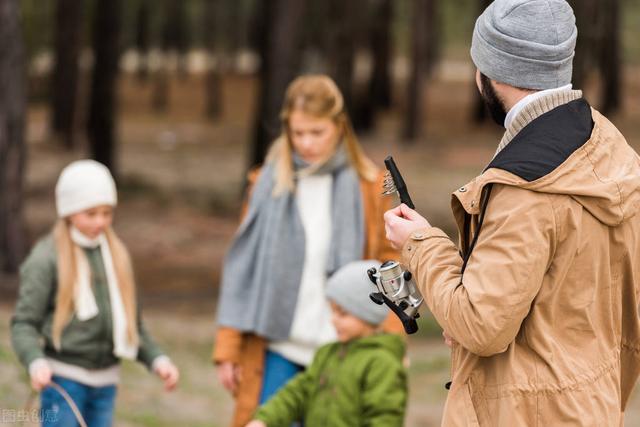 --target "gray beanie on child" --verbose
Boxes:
[326,260,388,326]
[470,0,577,90]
